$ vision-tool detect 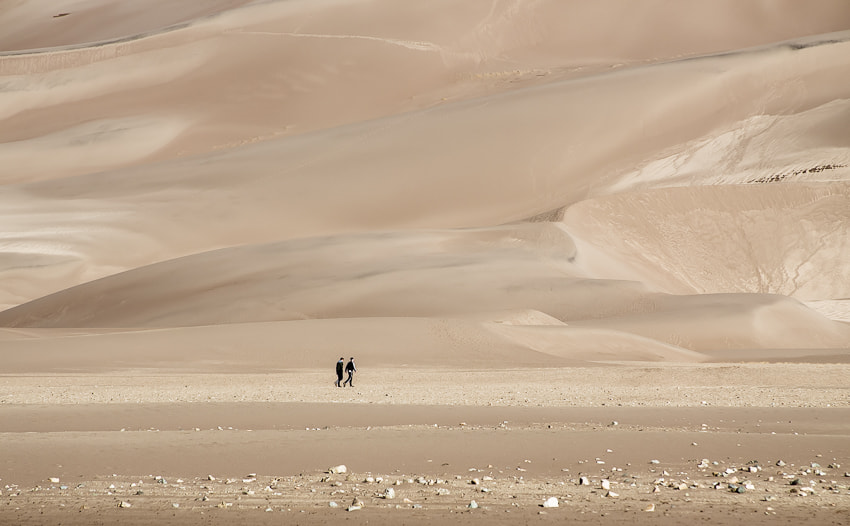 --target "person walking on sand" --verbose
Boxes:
[343,357,356,387]
[335,357,345,387]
